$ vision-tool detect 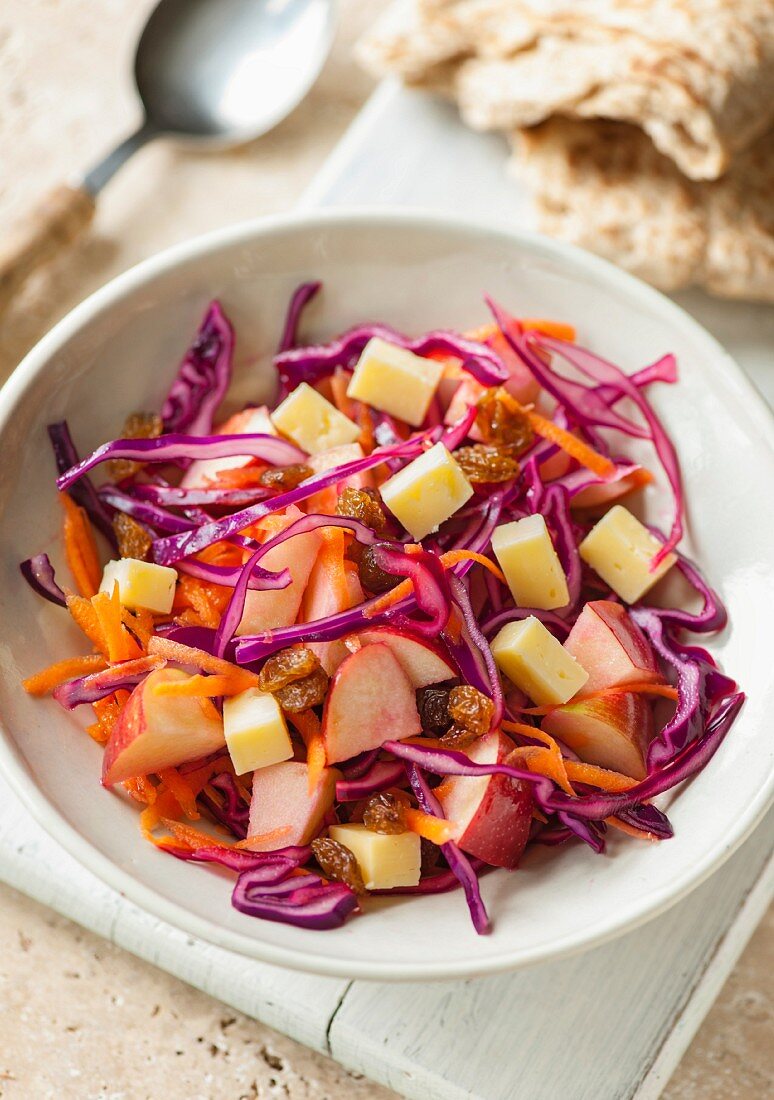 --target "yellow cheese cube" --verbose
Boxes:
[222,688,293,775]
[380,442,473,540]
[100,558,177,615]
[346,337,444,427]
[491,616,588,706]
[579,505,677,604]
[491,515,569,610]
[328,823,421,890]
[270,382,360,455]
